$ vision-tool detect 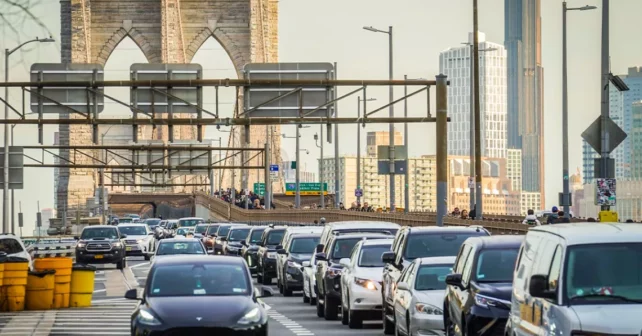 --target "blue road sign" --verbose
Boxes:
[270,164,279,172]
[355,188,363,197]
